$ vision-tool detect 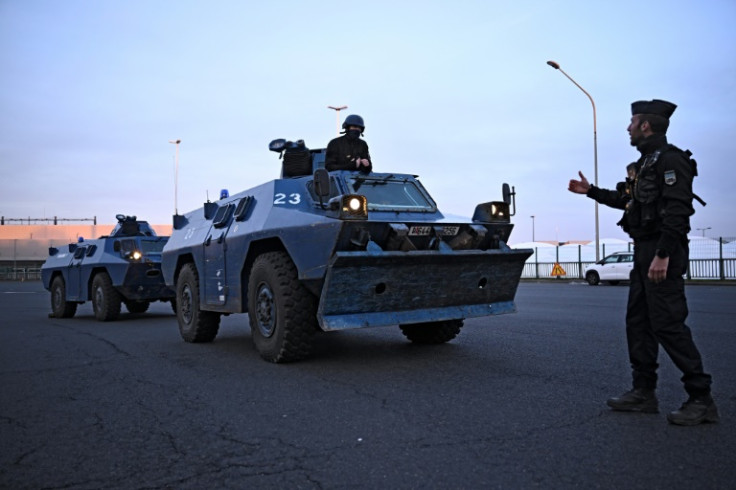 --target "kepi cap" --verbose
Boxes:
[631,99,677,119]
